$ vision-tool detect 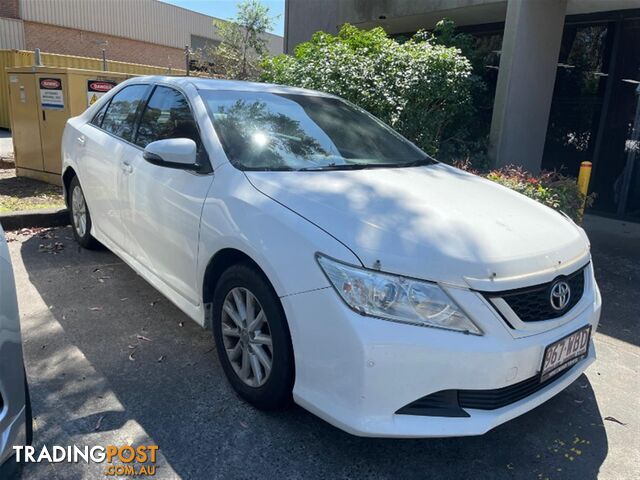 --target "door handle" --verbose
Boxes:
[77,136,85,146]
